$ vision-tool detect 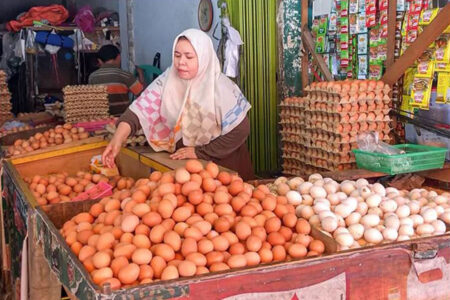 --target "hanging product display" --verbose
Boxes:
[280,80,392,176]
